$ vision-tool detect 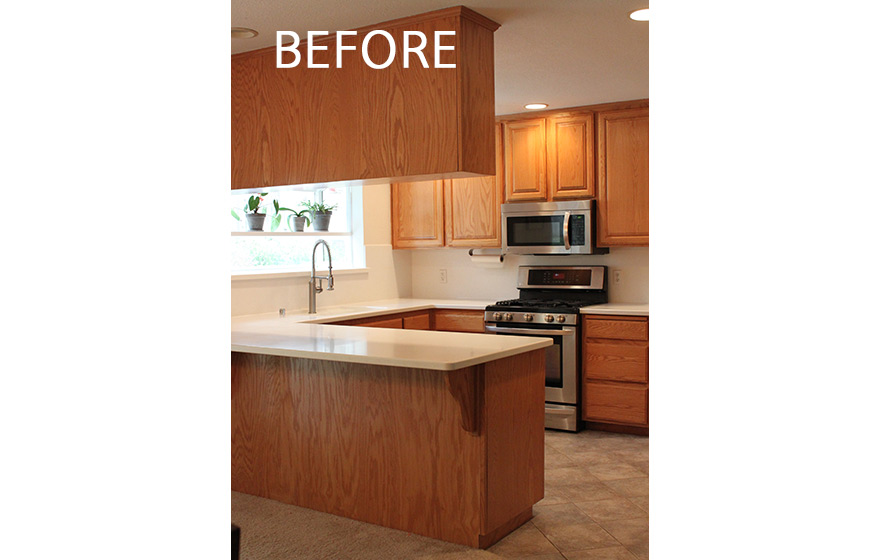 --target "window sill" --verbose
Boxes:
[231,267,370,282]
[231,231,352,237]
